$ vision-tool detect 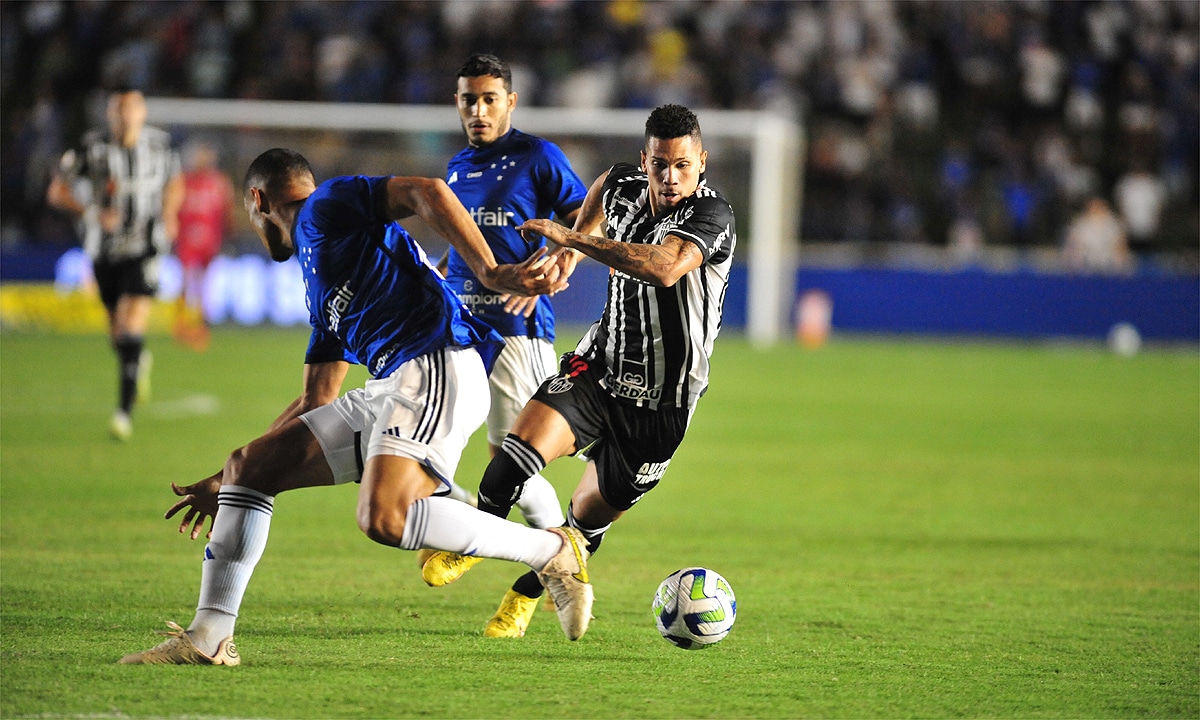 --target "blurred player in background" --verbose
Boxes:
[46,87,184,441]
[118,148,593,666]
[421,53,589,585]
[173,140,235,351]
[423,104,737,638]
